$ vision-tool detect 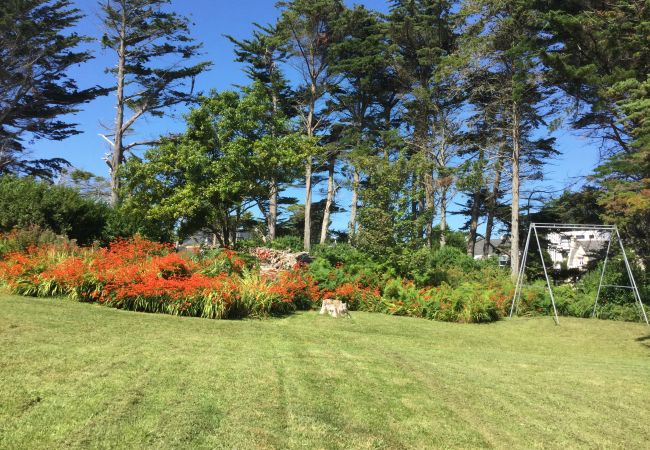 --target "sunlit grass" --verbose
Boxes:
[1,294,649,449]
